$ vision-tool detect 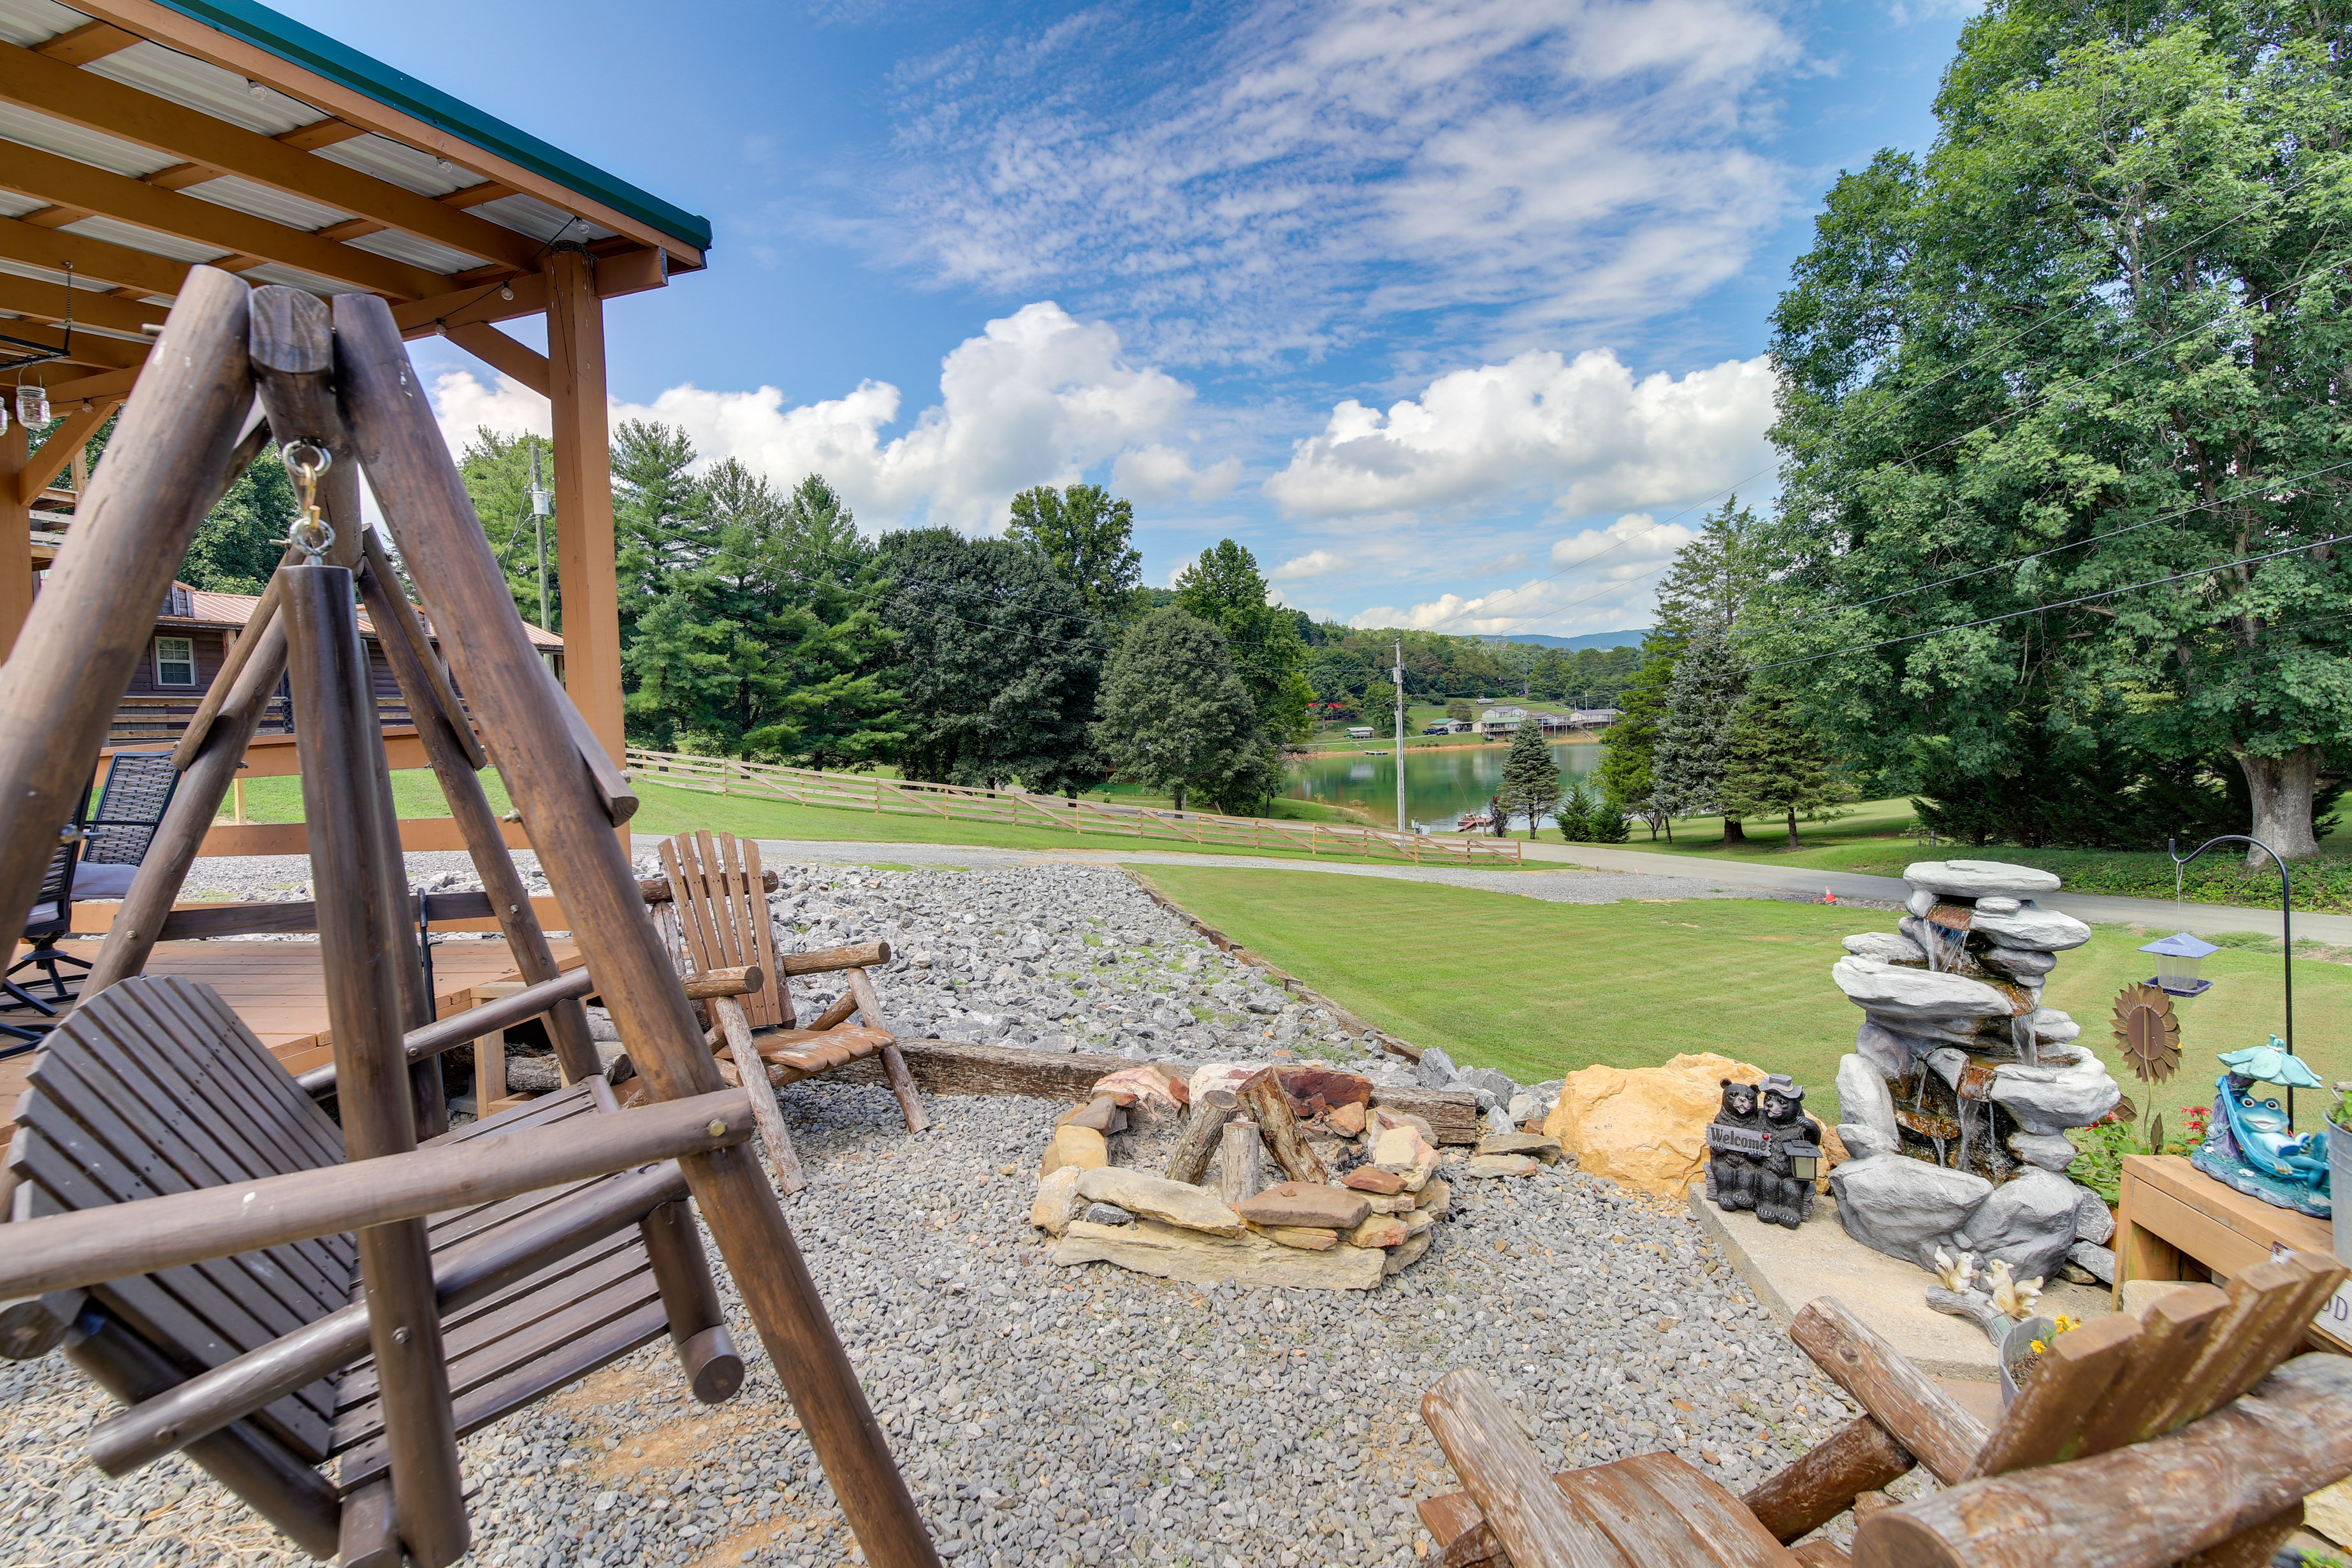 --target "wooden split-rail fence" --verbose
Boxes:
[624,749,1523,866]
